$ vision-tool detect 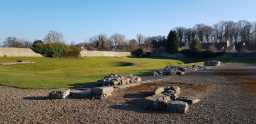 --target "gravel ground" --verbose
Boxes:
[0,63,256,124]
